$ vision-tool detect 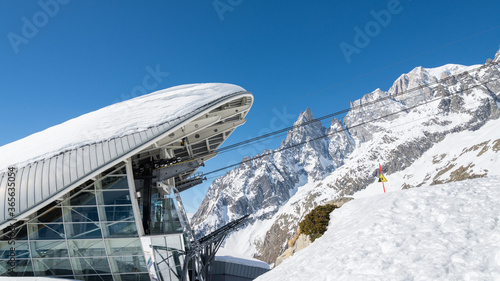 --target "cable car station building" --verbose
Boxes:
[0,84,253,281]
